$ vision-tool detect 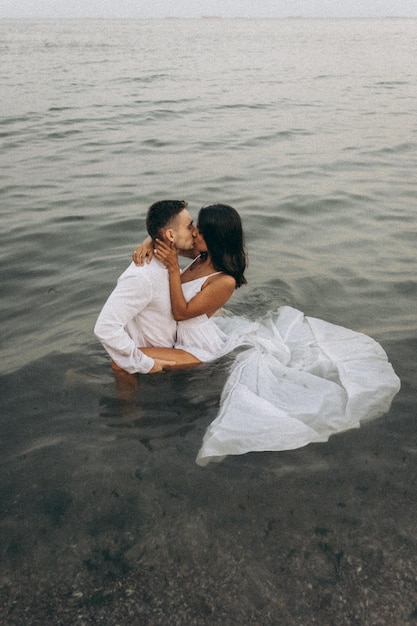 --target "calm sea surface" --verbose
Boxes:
[1,18,416,624]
